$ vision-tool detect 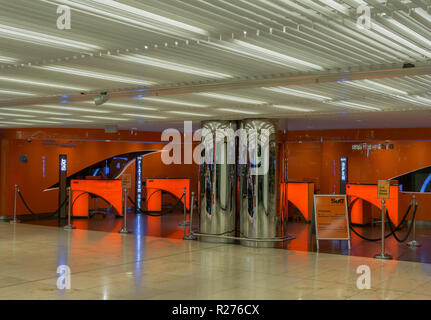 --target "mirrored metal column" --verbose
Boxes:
[239,119,282,247]
[199,120,237,243]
